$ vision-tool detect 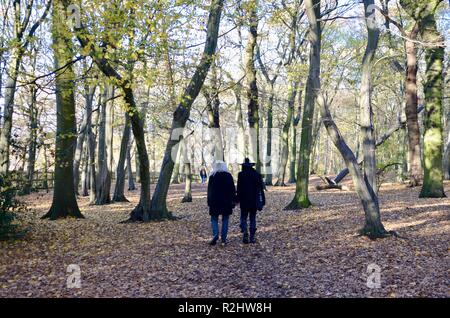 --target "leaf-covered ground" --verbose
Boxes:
[1,177,449,297]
